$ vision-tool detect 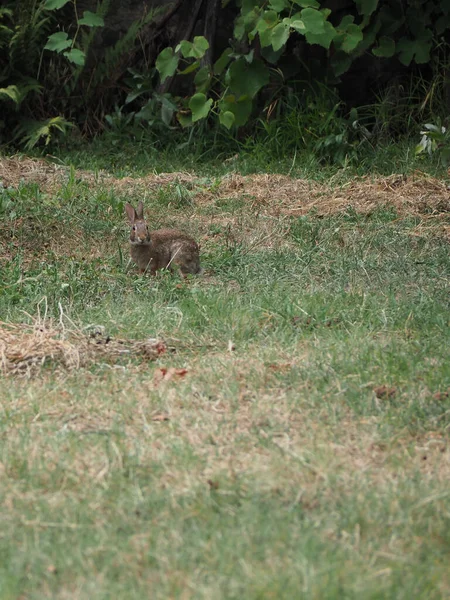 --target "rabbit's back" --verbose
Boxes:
[152,229,201,274]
